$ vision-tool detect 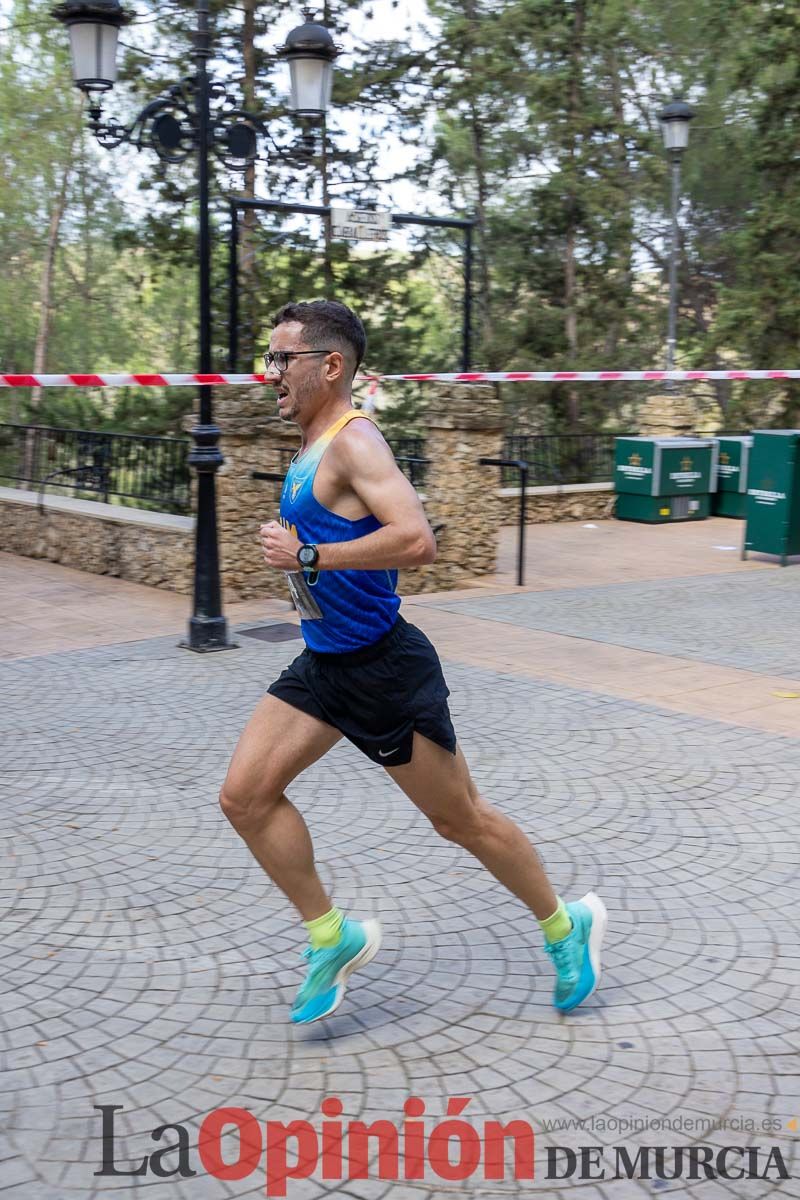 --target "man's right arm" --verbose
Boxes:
[313,421,437,571]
